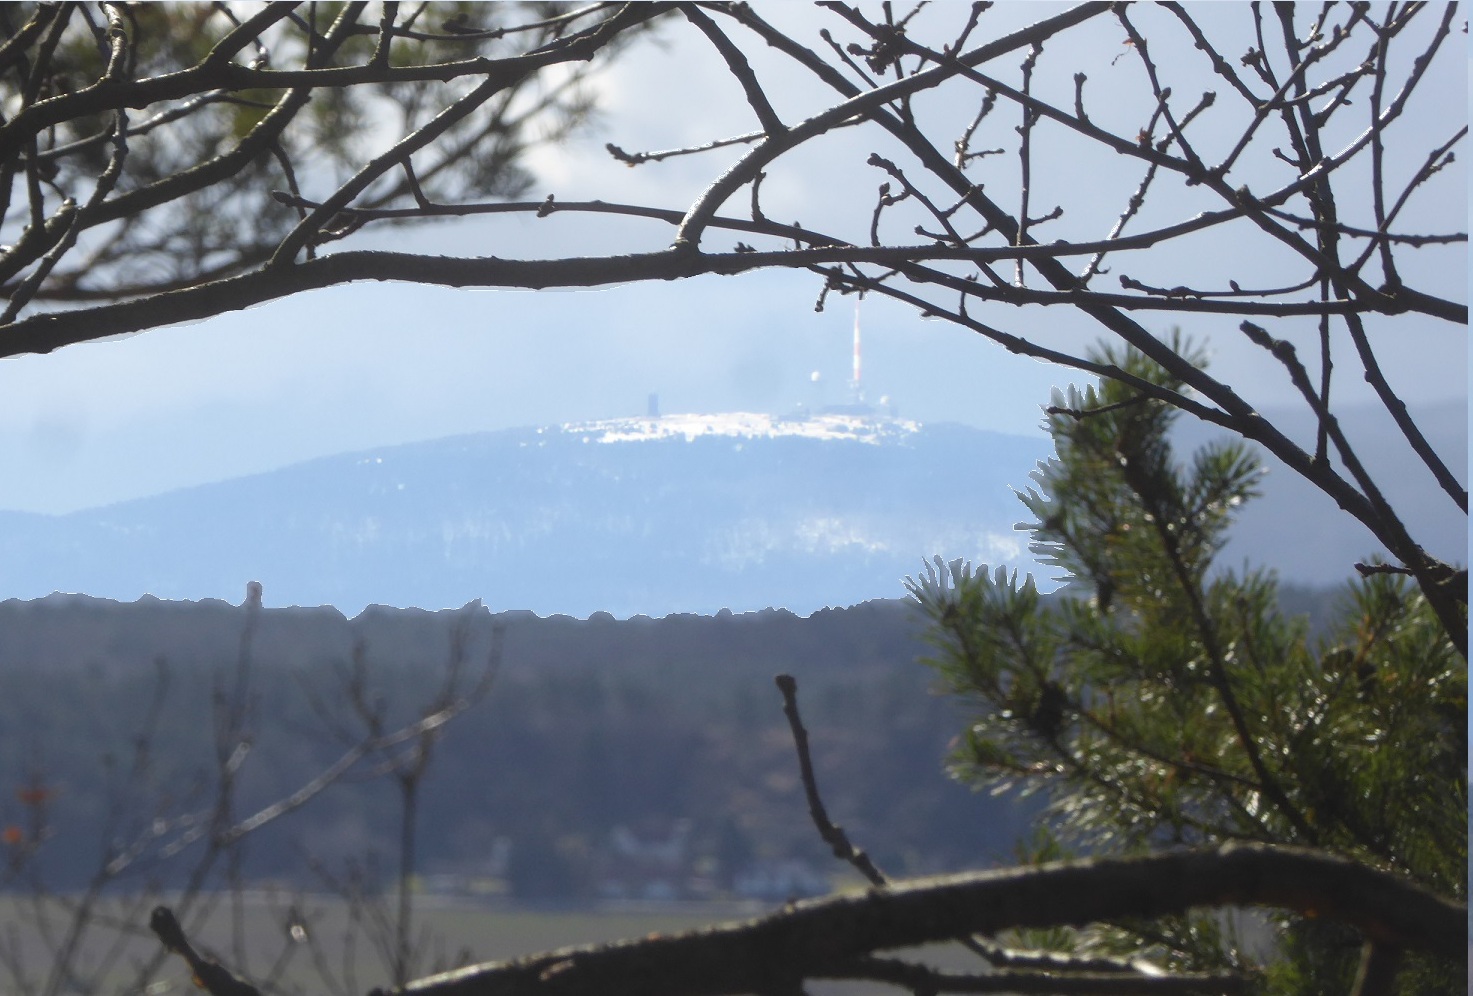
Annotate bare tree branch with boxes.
[386,844,1461,996]
[0,11,1463,985]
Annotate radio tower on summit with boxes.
[806,300,891,417]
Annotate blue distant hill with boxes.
[0,402,1461,616]
[0,413,1051,616]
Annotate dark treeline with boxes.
[0,586,1340,900]
[0,594,1036,899]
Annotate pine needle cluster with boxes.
[908,339,1466,993]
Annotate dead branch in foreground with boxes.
[151,842,1462,996]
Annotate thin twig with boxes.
[149,908,260,996]
[773,675,885,885]
[1014,42,1041,285]
[606,130,765,166]
[1045,394,1149,420]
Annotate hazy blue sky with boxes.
[0,3,1464,515]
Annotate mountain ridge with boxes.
[0,403,1461,616]
[0,413,1049,616]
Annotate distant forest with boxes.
[0,587,1341,900]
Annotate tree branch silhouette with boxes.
[368,845,1462,996]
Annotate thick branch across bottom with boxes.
[393,844,1462,996]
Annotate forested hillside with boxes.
[0,594,1046,899]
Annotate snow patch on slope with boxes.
[562,412,921,445]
